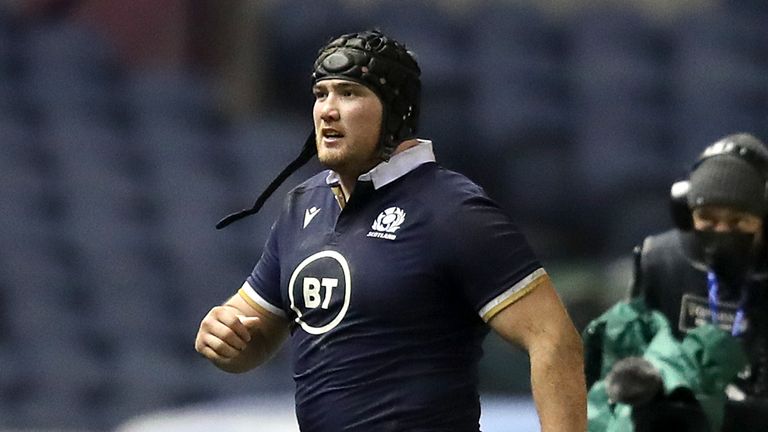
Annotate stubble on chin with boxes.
[318,149,380,180]
[317,146,344,171]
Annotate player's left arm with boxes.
[487,274,587,432]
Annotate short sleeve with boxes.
[239,220,287,319]
[443,193,545,322]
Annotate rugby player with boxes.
[195,29,586,431]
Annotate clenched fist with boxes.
[195,305,263,372]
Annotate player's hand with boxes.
[195,306,262,362]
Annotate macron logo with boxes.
[303,207,321,229]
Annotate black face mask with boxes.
[686,230,758,287]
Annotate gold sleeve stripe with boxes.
[238,281,287,318]
[479,268,547,322]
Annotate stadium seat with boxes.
[124,68,220,128]
[468,3,570,151]
[670,9,768,159]
[566,6,675,206]
[22,20,121,123]
[11,332,111,429]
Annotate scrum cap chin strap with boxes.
[215,133,316,229]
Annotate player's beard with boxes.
[316,138,380,178]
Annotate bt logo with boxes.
[302,277,338,309]
[289,251,351,335]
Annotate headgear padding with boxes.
[312,30,421,161]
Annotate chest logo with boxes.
[288,250,351,335]
[367,206,406,240]
[303,206,321,229]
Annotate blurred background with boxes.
[1,0,767,430]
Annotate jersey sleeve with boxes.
[238,219,288,319]
[443,192,545,322]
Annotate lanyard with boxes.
[707,271,748,337]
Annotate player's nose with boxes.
[318,96,340,122]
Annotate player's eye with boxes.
[333,88,354,98]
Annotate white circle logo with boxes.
[288,250,351,335]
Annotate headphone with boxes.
[669,136,768,231]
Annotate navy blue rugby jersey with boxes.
[239,140,545,431]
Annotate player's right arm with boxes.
[195,292,289,373]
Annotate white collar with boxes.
[325,139,435,189]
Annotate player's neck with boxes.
[338,178,354,202]
[337,139,419,199]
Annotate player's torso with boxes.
[273,166,485,431]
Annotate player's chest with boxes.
[277,198,446,334]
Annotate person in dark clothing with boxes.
[624,133,768,431]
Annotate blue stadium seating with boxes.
[670,8,768,159]
[22,20,121,124]
[566,6,675,199]
[469,3,570,151]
